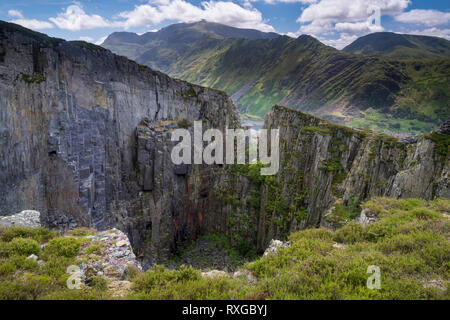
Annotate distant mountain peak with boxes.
[103,20,279,47]
[343,32,450,59]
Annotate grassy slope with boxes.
[343,32,450,60]
[1,197,449,300]
[104,30,450,133]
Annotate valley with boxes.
[103,21,450,134]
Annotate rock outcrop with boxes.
[0,22,239,265]
[253,105,449,247]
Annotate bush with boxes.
[90,276,108,291]
[177,119,192,129]
[7,238,40,256]
[41,237,82,258]
[132,265,201,294]
[334,222,366,244]
[0,226,59,243]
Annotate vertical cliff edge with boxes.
[0,22,239,265]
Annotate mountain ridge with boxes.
[343,32,450,60]
[103,21,450,133]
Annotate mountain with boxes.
[103,23,450,133]
[343,32,450,60]
[102,20,278,70]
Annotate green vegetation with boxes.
[129,197,449,300]
[349,110,437,134]
[320,158,344,172]
[0,198,448,299]
[177,118,192,129]
[343,32,450,60]
[301,126,331,136]
[424,131,450,164]
[0,21,64,47]
[0,227,111,300]
[325,197,362,227]
[70,41,107,52]
[203,232,257,263]
[103,24,449,130]
[22,74,46,84]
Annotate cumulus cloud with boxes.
[118,0,275,32]
[260,0,318,3]
[297,0,409,35]
[8,9,54,30]
[8,10,24,19]
[395,9,450,27]
[406,27,450,40]
[79,36,94,42]
[319,33,358,49]
[335,21,383,34]
[95,36,108,45]
[49,4,113,31]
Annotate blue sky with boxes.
[0,0,448,48]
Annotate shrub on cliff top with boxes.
[41,237,82,259]
[0,226,59,243]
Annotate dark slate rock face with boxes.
[438,119,450,135]
[0,22,240,263]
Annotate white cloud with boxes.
[8,10,24,19]
[49,4,113,31]
[296,0,409,35]
[261,0,318,3]
[395,9,450,27]
[406,27,450,40]
[319,33,358,49]
[95,36,108,45]
[8,10,54,30]
[335,21,383,34]
[118,0,275,32]
[79,36,94,42]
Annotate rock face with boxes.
[0,22,239,265]
[358,209,379,227]
[256,106,448,244]
[438,119,450,135]
[263,239,291,257]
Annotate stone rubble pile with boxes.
[78,228,142,296]
[437,119,450,135]
[263,239,291,257]
[0,210,41,228]
[358,209,379,227]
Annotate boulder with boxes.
[263,239,291,257]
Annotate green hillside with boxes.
[103,22,450,133]
[343,32,450,60]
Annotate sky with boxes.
[0,0,449,49]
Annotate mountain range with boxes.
[103,20,450,133]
